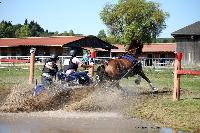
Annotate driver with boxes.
[63,49,92,83]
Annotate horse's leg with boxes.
[115,82,126,94]
[138,71,158,92]
[135,74,141,85]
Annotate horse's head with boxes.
[124,39,143,57]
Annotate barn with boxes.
[111,44,175,66]
[0,35,117,57]
[171,21,200,65]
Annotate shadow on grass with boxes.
[138,90,172,96]
[193,97,200,100]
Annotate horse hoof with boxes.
[135,79,141,85]
[152,88,158,93]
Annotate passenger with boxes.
[42,54,59,85]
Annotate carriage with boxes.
[33,39,158,97]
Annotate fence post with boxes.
[89,49,95,79]
[173,52,182,101]
[29,48,36,84]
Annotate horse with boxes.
[95,39,158,92]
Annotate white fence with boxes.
[0,56,175,68]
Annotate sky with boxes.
[0,0,200,38]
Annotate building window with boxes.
[145,54,153,66]
[160,53,166,66]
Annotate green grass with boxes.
[142,68,200,92]
[121,68,200,132]
[0,66,42,100]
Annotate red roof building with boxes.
[111,43,176,66]
[0,36,84,47]
[0,36,116,56]
[142,43,176,53]
[0,36,175,61]
[111,43,175,57]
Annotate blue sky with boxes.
[0,0,200,38]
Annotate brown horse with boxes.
[96,40,158,92]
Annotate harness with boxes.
[110,61,141,88]
[64,57,78,71]
[119,54,138,65]
[115,53,138,76]
[109,54,141,88]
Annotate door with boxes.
[160,53,165,66]
[146,54,153,66]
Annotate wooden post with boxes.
[89,60,94,79]
[173,52,182,101]
[172,128,178,133]
[29,48,36,84]
[89,49,95,80]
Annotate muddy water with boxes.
[0,111,174,133]
[0,85,188,133]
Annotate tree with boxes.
[100,0,169,45]
[68,29,74,36]
[62,31,69,36]
[0,21,15,38]
[97,29,107,42]
[29,20,44,36]
[107,34,121,44]
[24,19,28,25]
[18,24,31,38]
[53,31,59,36]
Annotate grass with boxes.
[0,66,200,132]
[121,68,200,132]
[0,66,42,102]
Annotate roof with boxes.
[0,36,84,47]
[111,44,125,52]
[111,43,176,53]
[142,43,176,52]
[0,36,117,50]
[171,21,200,36]
[63,35,118,49]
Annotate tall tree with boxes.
[24,19,28,25]
[0,21,15,38]
[29,20,44,36]
[62,31,69,36]
[97,29,107,42]
[107,34,121,44]
[18,24,31,38]
[100,0,169,45]
[13,24,22,37]
[68,29,74,36]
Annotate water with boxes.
[0,111,189,133]
[0,85,191,133]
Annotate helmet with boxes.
[70,49,77,57]
[50,54,58,60]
